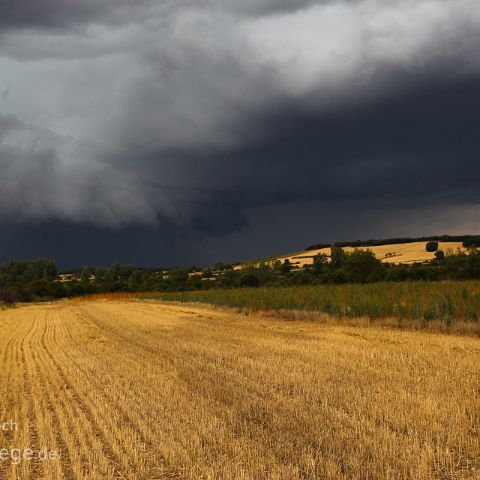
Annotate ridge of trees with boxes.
[306,235,480,251]
[1,245,480,304]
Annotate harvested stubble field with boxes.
[0,300,479,480]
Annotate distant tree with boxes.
[109,262,122,281]
[218,269,236,288]
[239,274,260,288]
[463,237,480,249]
[272,260,283,272]
[80,266,91,284]
[385,265,409,282]
[343,249,383,283]
[0,287,21,304]
[40,259,58,281]
[128,270,144,291]
[280,259,293,274]
[327,270,348,284]
[289,270,314,285]
[330,247,346,270]
[435,250,445,261]
[95,267,107,283]
[202,269,215,279]
[4,259,57,284]
[26,280,55,298]
[167,268,189,290]
[312,253,329,275]
[426,242,439,252]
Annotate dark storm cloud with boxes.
[1,0,480,265]
[0,0,148,30]
[0,0,328,31]
[0,220,189,269]
[106,72,480,224]
[0,115,163,225]
[226,75,480,207]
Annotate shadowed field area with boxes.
[0,300,478,479]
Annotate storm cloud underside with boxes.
[0,0,479,266]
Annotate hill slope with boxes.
[276,241,465,267]
[237,237,473,270]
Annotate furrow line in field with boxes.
[73,302,480,479]
[75,304,284,406]
[0,312,18,421]
[26,311,73,479]
[0,312,22,479]
[41,309,99,479]
[70,305,284,474]
[53,310,178,480]
[18,311,45,480]
[74,303,423,477]
[56,306,185,479]
[36,308,129,480]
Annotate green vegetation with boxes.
[141,281,480,328]
[0,259,63,304]
[2,244,480,322]
[463,237,480,248]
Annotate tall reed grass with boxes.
[141,281,480,334]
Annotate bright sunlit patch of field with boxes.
[268,241,466,267]
[0,300,478,479]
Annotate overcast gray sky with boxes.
[1,0,479,268]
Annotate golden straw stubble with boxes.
[0,300,478,479]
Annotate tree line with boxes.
[1,246,480,304]
[306,235,480,251]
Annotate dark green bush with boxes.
[0,287,21,304]
[463,237,480,249]
[239,274,260,288]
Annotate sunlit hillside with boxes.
[237,240,467,270]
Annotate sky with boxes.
[1,0,480,269]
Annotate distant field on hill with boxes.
[237,241,467,270]
[281,241,466,266]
